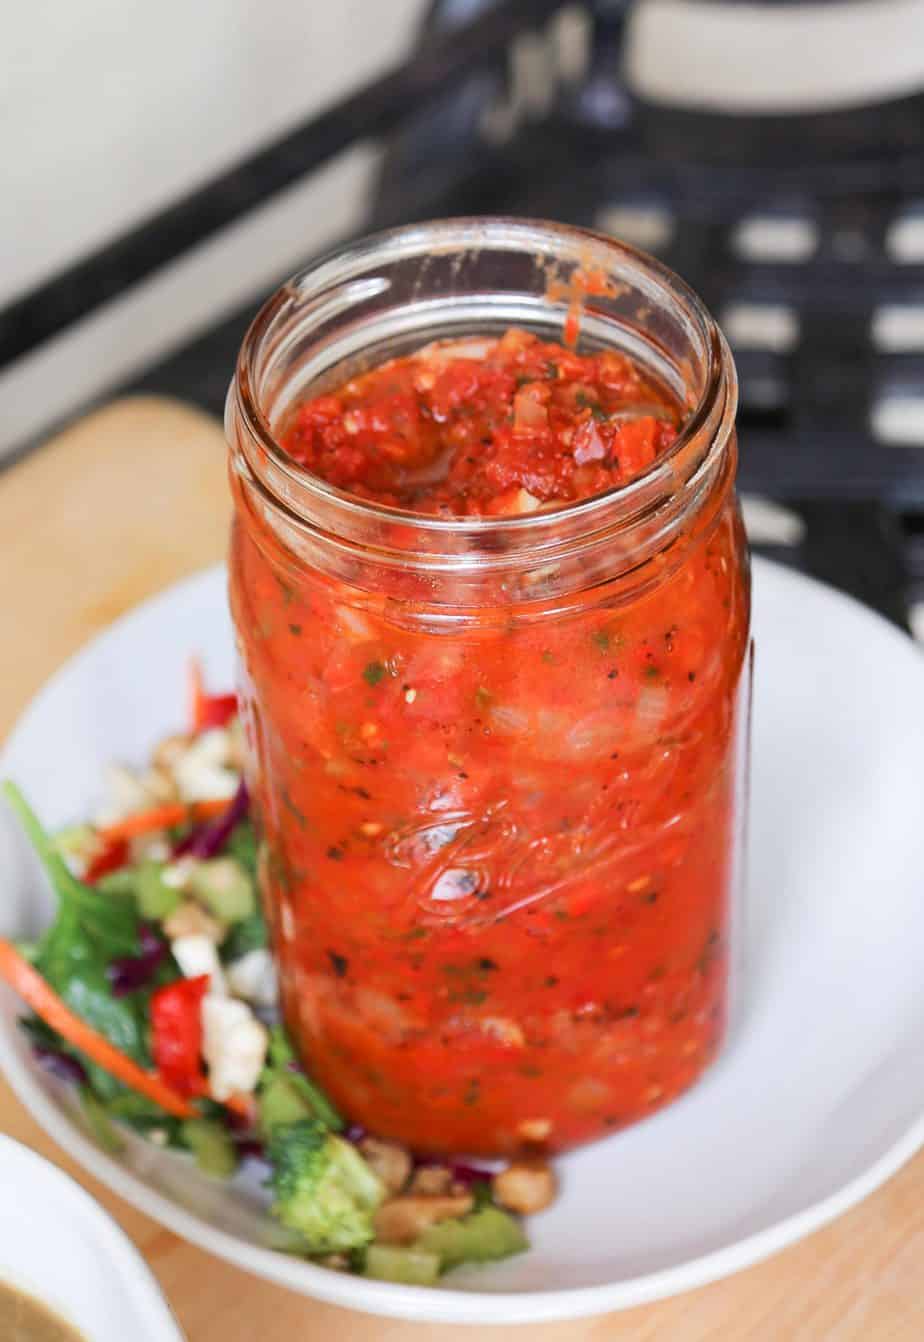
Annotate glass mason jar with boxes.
[225,219,751,1157]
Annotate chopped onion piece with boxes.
[513,388,549,432]
[572,418,607,465]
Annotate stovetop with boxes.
[4,0,924,630]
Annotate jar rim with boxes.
[230,216,736,545]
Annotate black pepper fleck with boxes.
[328,951,349,978]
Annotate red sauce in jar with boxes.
[280,329,680,515]
[230,329,750,1155]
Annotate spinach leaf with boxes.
[4,783,152,1093]
[4,783,138,961]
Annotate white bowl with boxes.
[1,557,924,1325]
[0,1133,185,1341]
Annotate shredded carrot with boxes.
[0,939,195,1120]
[96,799,229,846]
[225,1091,257,1122]
[187,656,206,735]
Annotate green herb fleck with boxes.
[281,787,307,830]
[275,577,296,605]
[362,661,386,687]
[288,623,303,636]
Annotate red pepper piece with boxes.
[187,657,238,734]
[84,838,129,883]
[150,974,210,1097]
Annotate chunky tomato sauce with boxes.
[230,330,750,1155]
[280,329,680,515]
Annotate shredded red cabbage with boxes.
[33,1045,89,1087]
[107,922,167,997]
[234,1137,267,1163]
[448,1161,497,1185]
[173,781,249,859]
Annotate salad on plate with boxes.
[0,665,555,1288]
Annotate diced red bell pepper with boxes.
[150,974,209,1097]
[84,838,129,884]
[187,657,238,734]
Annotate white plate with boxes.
[1,557,923,1326]
[0,1133,185,1341]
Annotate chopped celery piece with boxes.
[96,868,142,900]
[259,1069,342,1135]
[263,1026,343,1130]
[136,862,182,920]
[188,857,255,923]
[259,1072,315,1135]
[364,1244,441,1285]
[53,825,97,863]
[417,1205,528,1270]
[181,1118,239,1179]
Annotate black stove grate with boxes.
[3,0,923,629]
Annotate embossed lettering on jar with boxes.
[226,219,751,1156]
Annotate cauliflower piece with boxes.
[172,729,239,802]
[161,856,199,890]
[152,732,192,772]
[202,996,268,1101]
[94,763,159,828]
[138,765,177,804]
[129,833,172,865]
[226,949,278,1008]
[171,934,227,996]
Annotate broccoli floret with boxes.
[268,1119,385,1253]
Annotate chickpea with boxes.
[516,1117,552,1144]
[492,1159,557,1216]
[163,900,226,944]
[373,1193,474,1245]
[409,1165,453,1196]
[358,1137,412,1194]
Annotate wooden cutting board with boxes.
[1,397,922,1341]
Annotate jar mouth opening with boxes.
[232,217,734,541]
